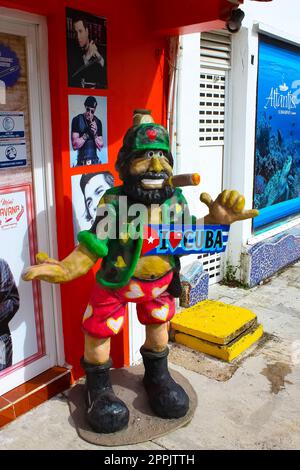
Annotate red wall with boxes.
[149,0,230,35]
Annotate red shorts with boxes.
[82,272,175,339]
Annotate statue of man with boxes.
[23,111,257,434]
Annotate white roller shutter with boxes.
[200,30,231,69]
[198,30,231,285]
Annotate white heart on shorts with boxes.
[124,282,144,299]
[152,284,168,297]
[107,316,124,334]
[151,304,169,322]
[82,304,93,323]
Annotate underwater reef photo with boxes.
[254,113,300,210]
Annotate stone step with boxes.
[174,324,263,362]
[171,299,257,345]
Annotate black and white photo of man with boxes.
[71,171,114,244]
[66,7,107,89]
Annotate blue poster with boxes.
[254,36,300,230]
[0,44,20,87]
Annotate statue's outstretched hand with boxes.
[201,190,259,225]
[22,252,71,283]
[22,244,98,284]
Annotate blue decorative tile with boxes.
[245,225,300,287]
[180,270,209,307]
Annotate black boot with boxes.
[140,346,189,419]
[81,357,129,433]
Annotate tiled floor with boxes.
[0,366,72,428]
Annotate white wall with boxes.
[242,0,300,34]
[226,0,300,271]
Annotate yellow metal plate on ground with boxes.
[175,324,263,362]
[171,300,257,345]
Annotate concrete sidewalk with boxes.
[1,262,300,450]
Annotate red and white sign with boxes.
[0,184,44,377]
[0,195,24,229]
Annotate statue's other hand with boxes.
[22,252,71,283]
[201,190,259,225]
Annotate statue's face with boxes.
[122,148,174,205]
[128,150,173,190]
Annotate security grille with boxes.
[199,71,226,145]
[198,252,222,284]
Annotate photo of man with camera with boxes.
[71,96,105,166]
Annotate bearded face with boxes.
[122,150,175,204]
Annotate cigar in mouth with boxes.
[165,173,200,188]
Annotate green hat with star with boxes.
[131,123,170,153]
